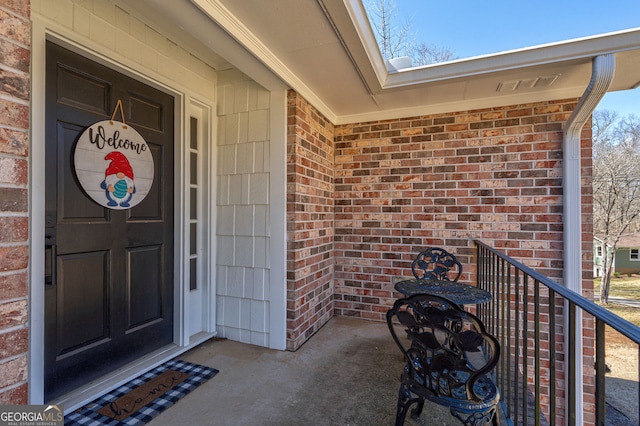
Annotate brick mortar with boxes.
[286,91,335,350]
[0,0,29,404]
[329,99,592,425]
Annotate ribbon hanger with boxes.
[110,99,127,129]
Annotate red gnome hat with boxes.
[104,151,134,179]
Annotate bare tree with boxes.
[412,42,457,65]
[593,110,640,304]
[363,0,457,66]
[365,0,412,59]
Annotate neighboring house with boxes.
[613,233,640,275]
[593,233,640,276]
[1,1,639,425]
[593,236,606,277]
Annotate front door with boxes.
[44,42,175,401]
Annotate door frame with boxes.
[29,23,216,408]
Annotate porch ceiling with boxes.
[136,0,640,124]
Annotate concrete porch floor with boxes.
[148,316,459,426]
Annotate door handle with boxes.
[45,232,56,286]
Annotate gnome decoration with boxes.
[101,151,136,207]
[74,118,154,210]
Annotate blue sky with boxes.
[388,0,640,117]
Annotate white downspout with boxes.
[563,54,615,425]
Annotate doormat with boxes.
[65,359,218,425]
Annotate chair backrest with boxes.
[411,247,462,282]
[386,294,500,403]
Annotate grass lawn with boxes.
[605,304,640,327]
[596,275,640,300]
[595,276,640,341]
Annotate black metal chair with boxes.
[411,247,462,282]
[386,294,500,425]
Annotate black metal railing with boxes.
[475,240,640,426]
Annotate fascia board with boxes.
[333,86,585,125]
[340,0,388,88]
[384,28,640,89]
[339,2,640,95]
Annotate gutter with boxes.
[563,53,615,425]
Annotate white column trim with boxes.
[268,89,288,350]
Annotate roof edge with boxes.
[385,28,640,89]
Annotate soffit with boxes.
[142,0,640,124]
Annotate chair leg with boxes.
[395,383,420,426]
[410,400,424,420]
[491,404,500,426]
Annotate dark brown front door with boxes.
[44,42,174,401]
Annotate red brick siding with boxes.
[0,0,30,404]
[285,95,595,422]
[330,100,595,425]
[333,101,578,318]
[286,91,335,350]
[580,121,596,426]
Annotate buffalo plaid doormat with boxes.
[65,360,218,425]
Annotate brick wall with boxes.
[580,122,596,426]
[0,0,30,404]
[333,101,586,319]
[330,99,595,425]
[286,91,335,350]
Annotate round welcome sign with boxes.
[74,120,154,210]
